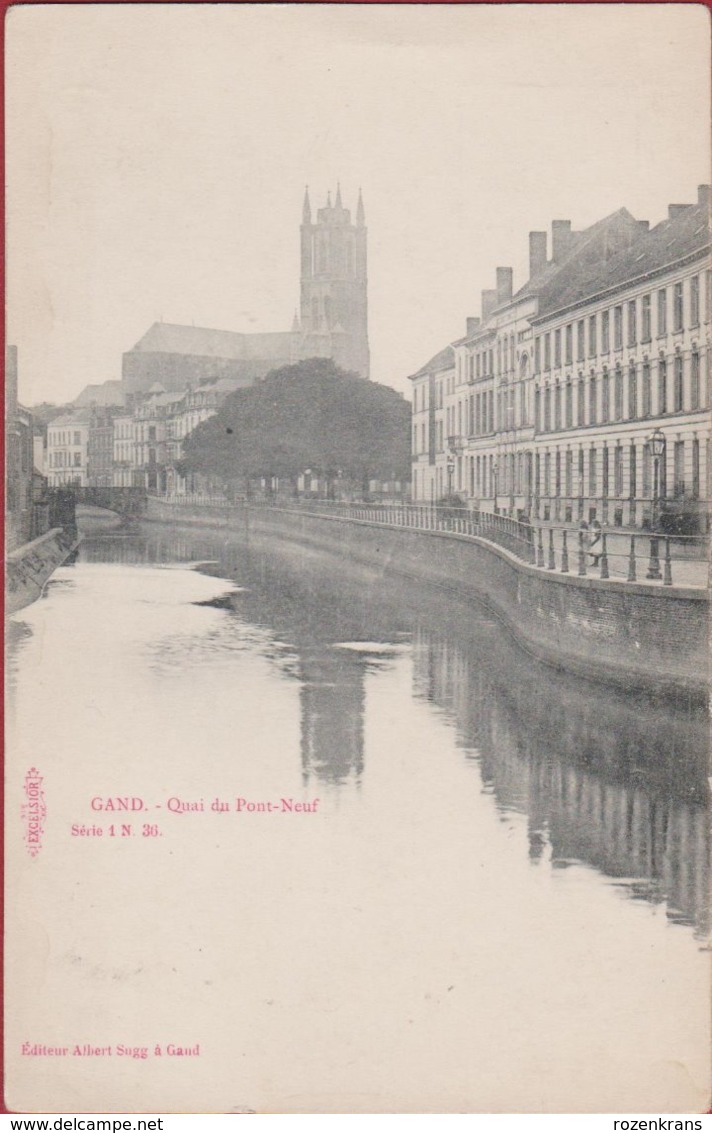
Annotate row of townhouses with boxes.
[410,185,711,532]
[43,377,242,492]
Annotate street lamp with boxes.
[649,428,666,529]
[646,428,666,580]
[446,453,455,498]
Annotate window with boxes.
[629,443,637,499]
[601,368,610,421]
[674,353,684,411]
[565,449,573,496]
[707,271,712,324]
[601,310,610,352]
[614,366,623,420]
[565,325,573,365]
[544,386,551,431]
[613,306,623,350]
[589,446,597,496]
[642,443,651,497]
[554,329,561,367]
[74,431,81,445]
[641,294,652,342]
[674,440,685,496]
[589,374,597,424]
[673,282,684,331]
[588,314,597,357]
[554,382,561,430]
[574,320,583,362]
[534,337,541,371]
[555,450,561,496]
[658,357,667,414]
[578,448,584,497]
[577,376,585,426]
[565,381,573,428]
[658,289,667,336]
[602,446,609,498]
[691,349,700,409]
[628,362,637,419]
[544,334,551,370]
[534,388,541,432]
[544,451,551,496]
[692,438,700,499]
[614,446,623,497]
[690,276,700,326]
[627,300,637,347]
[642,361,651,416]
[73,452,81,467]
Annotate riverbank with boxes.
[6,527,82,616]
[143,497,709,697]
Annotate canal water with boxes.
[5,524,710,1113]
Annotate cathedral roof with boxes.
[128,322,297,361]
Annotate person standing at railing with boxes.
[578,518,589,556]
[588,518,602,567]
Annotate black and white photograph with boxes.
[4,2,711,1117]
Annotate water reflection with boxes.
[74,528,710,935]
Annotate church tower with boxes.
[299,186,370,379]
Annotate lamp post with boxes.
[446,453,455,498]
[646,428,666,580]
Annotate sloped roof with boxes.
[540,199,709,317]
[527,199,710,322]
[513,208,642,310]
[48,410,92,428]
[128,322,296,360]
[74,380,126,407]
[408,344,455,380]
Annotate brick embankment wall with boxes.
[143,498,708,695]
[6,528,81,616]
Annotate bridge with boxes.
[48,485,148,522]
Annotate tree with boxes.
[180,358,411,495]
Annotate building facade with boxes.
[410,186,711,532]
[46,412,90,487]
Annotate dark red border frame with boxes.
[1,0,711,1116]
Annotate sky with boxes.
[6,3,711,406]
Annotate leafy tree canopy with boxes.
[180,358,411,484]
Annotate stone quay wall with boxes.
[6,528,81,616]
[145,497,709,696]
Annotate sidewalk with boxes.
[540,525,709,589]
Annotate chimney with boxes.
[466,317,481,337]
[637,220,650,233]
[698,184,711,208]
[529,231,547,279]
[496,267,513,306]
[668,203,692,219]
[551,220,572,262]
[5,345,18,420]
[481,289,498,321]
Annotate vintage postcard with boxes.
[4,2,711,1116]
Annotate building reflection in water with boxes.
[77,529,709,935]
[411,620,709,937]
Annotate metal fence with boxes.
[248,499,708,588]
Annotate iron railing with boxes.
[247,498,708,588]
